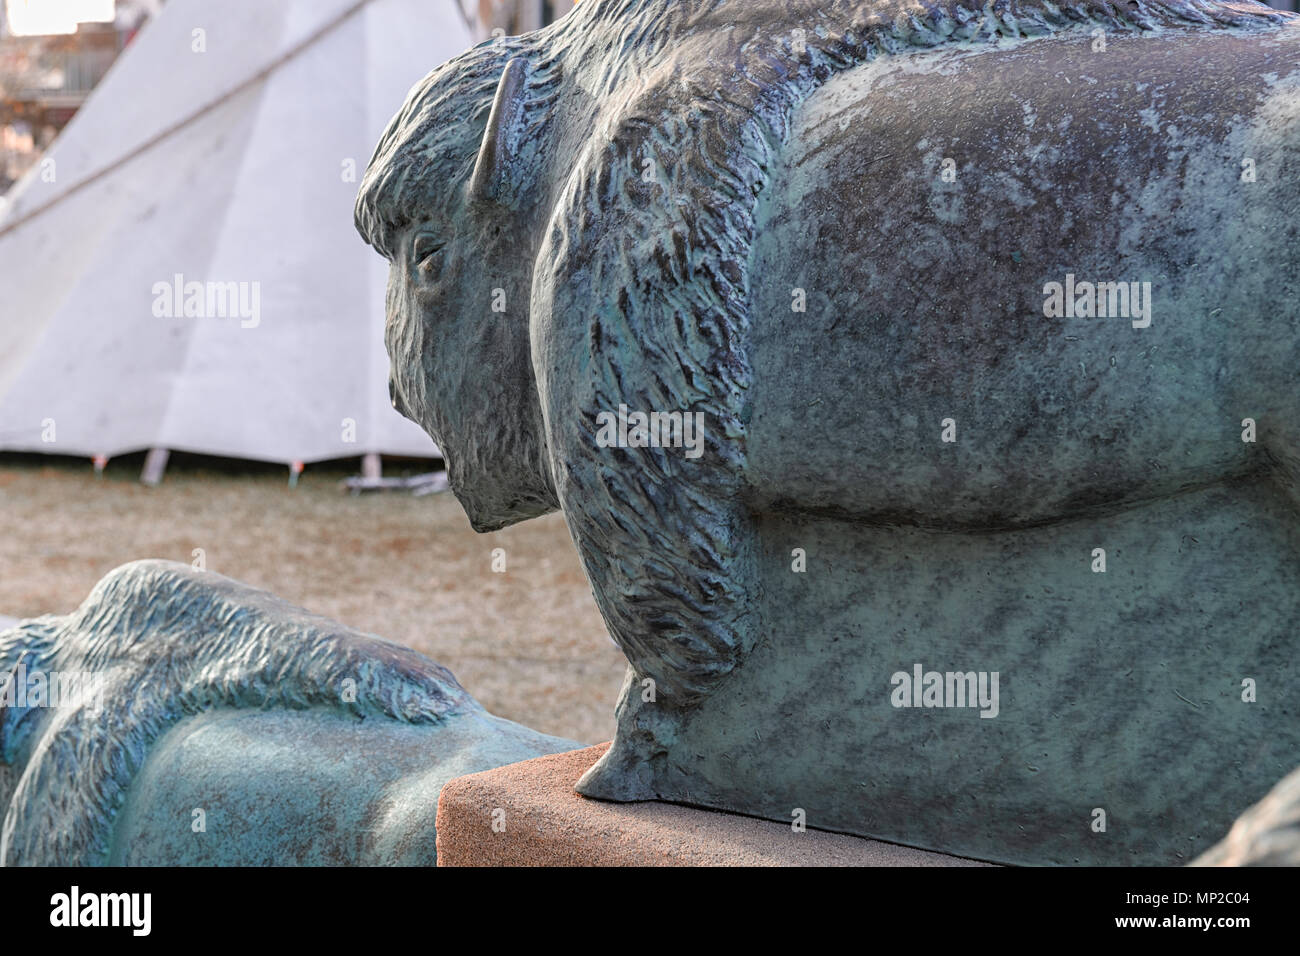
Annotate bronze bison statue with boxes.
[357,0,1300,864]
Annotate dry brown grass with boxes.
[0,455,625,744]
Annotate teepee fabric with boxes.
[0,0,471,463]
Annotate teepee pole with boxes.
[140,447,170,486]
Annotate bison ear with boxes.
[468,57,532,207]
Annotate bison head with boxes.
[355,46,558,532]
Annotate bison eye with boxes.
[412,234,446,281]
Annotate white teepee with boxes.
[0,0,473,466]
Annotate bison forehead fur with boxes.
[355,0,1295,704]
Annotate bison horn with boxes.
[469,56,531,207]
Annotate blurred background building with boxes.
[0,1,159,192]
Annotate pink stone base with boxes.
[435,742,988,866]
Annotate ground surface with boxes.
[0,455,625,744]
